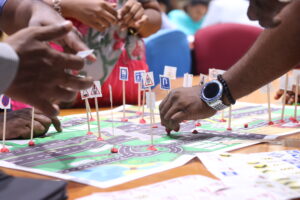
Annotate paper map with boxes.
[0,102,299,188]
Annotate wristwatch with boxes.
[200,80,228,111]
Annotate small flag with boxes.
[120,67,129,81]
[164,66,177,80]
[89,81,102,98]
[0,95,11,109]
[209,68,226,80]
[146,92,156,109]
[183,73,193,88]
[160,75,171,90]
[80,89,90,100]
[199,74,209,86]
[143,72,155,87]
[134,70,146,84]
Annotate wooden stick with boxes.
[30,107,35,141]
[109,86,114,137]
[227,105,232,130]
[138,82,141,112]
[94,97,101,139]
[86,99,93,120]
[149,88,154,146]
[281,74,289,121]
[267,84,272,123]
[141,89,146,119]
[294,76,299,120]
[2,109,7,148]
[85,99,91,133]
[122,80,126,119]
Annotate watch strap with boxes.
[217,75,236,105]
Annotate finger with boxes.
[164,105,180,122]
[61,31,97,62]
[159,94,171,124]
[133,9,144,21]
[33,120,48,137]
[160,95,174,119]
[123,4,142,25]
[274,89,284,100]
[30,99,59,117]
[52,116,62,132]
[96,15,111,28]
[102,2,118,17]
[53,86,77,102]
[119,1,132,19]
[61,74,93,90]
[134,15,148,28]
[34,113,52,129]
[50,49,84,70]
[99,9,118,24]
[35,21,73,41]
[170,111,186,126]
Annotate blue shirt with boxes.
[0,0,7,15]
[168,10,205,36]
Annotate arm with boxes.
[224,0,300,100]
[159,0,300,131]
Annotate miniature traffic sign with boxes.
[183,73,193,88]
[160,75,171,91]
[134,70,145,115]
[208,68,226,80]
[119,67,129,81]
[143,72,155,88]
[164,66,177,80]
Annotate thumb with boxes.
[34,21,73,42]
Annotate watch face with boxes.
[201,80,223,102]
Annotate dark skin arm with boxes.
[159,0,300,131]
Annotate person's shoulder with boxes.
[168,10,186,19]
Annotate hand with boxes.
[118,0,148,31]
[29,0,97,61]
[0,108,61,140]
[274,86,300,104]
[4,22,93,117]
[159,86,216,132]
[58,0,117,32]
[247,0,289,28]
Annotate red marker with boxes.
[28,140,35,147]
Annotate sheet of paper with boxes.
[76,175,292,200]
[198,151,300,199]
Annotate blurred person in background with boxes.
[168,0,210,35]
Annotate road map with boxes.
[0,102,299,188]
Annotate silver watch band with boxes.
[209,99,228,111]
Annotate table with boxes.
[1,76,299,200]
